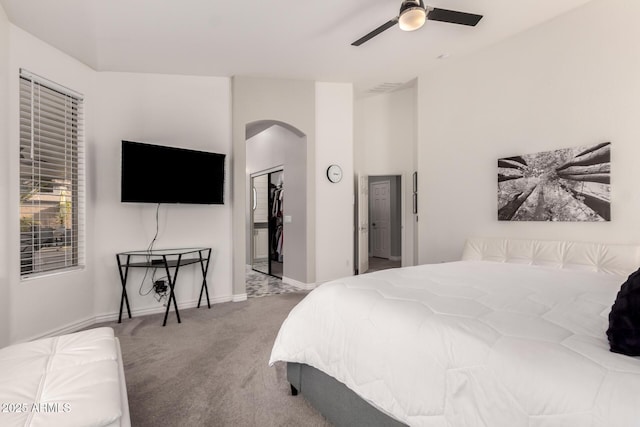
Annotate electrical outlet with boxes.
[154,280,167,293]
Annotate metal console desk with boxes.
[116,247,212,326]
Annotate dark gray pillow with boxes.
[607,268,640,356]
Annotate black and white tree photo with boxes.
[497,142,611,221]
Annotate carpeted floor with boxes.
[98,293,331,427]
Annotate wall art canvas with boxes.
[498,142,611,221]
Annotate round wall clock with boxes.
[326,164,343,183]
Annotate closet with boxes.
[251,169,283,278]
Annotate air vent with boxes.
[367,82,404,94]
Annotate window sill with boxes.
[20,265,86,282]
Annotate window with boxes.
[19,70,84,277]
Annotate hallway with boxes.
[367,256,401,273]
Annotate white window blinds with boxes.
[19,70,85,277]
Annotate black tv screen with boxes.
[121,140,225,204]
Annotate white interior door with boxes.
[357,174,369,274]
[371,180,391,259]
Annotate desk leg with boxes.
[116,254,132,323]
[197,249,211,309]
[163,255,182,326]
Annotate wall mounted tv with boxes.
[121,140,225,204]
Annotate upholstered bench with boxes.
[0,327,130,427]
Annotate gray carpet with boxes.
[98,293,331,427]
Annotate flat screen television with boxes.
[121,140,225,204]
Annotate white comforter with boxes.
[269,261,640,427]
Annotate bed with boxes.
[269,237,640,426]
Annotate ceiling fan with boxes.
[352,0,483,46]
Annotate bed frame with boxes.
[286,237,640,426]
[287,362,406,427]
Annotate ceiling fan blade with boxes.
[351,17,399,46]
[427,8,483,26]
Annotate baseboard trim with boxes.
[21,296,235,343]
[95,295,233,324]
[389,256,402,262]
[21,315,97,344]
[282,276,316,291]
[232,293,248,302]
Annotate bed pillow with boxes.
[607,267,640,356]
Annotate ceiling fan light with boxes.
[398,8,426,31]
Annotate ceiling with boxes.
[0,0,593,95]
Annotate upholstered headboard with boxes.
[462,237,640,278]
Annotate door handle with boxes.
[252,187,257,210]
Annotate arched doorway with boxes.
[244,120,308,296]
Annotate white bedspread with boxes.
[269,261,640,427]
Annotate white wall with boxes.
[0,3,10,347]
[355,87,417,173]
[315,82,354,283]
[245,124,308,283]
[417,0,640,263]
[92,72,232,318]
[7,25,97,342]
[246,126,287,174]
[354,87,417,266]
